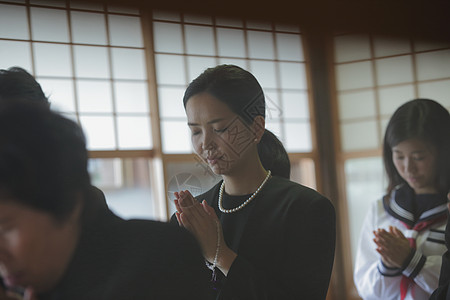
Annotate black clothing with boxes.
[431,213,450,300]
[173,176,336,300]
[39,186,210,300]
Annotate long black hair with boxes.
[383,98,450,195]
[183,64,290,179]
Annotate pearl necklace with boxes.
[218,170,272,213]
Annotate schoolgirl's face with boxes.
[392,138,438,194]
[185,92,258,176]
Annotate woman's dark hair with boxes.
[0,101,90,220]
[0,66,49,105]
[183,64,290,178]
[383,98,450,195]
[258,130,291,179]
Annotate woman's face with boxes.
[0,200,80,293]
[186,92,259,176]
[392,138,438,194]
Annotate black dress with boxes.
[173,175,336,300]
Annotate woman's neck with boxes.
[222,161,269,196]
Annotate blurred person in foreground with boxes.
[0,70,209,299]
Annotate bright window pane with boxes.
[111,48,146,80]
[89,158,155,220]
[279,62,306,90]
[338,90,376,120]
[0,4,29,39]
[380,117,391,141]
[284,121,312,152]
[34,43,72,77]
[109,15,143,47]
[161,120,192,153]
[114,82,149,113]
[71,11,107,45]
[266,123,283,148]
[0,40,32,71]
[184,25,215,55]
[217,28,246,58]
[336,61,373,91]
[341,120,379,151]
[276,33,303,61]
[290,158,316,189]
[378,85,415,115]
[375,55,413,85]
[74,45,110,78]
[158,87,188,118]
[247,30,275,59]
[77,80,113,113]
[345,157,385,264]
[105,184,154,219]
[187,56,216,82]
[265,91,282,121]
[281,91,309,120]
[117,116,152,149]
[79,115,116,150]
[250,60,277,89]
[154,54,186,85]
[373,35,411,57]
[153,22,183,53]
[89,158,123,188]
[31,7,69,42]
[39,78,75,112]
[416,49,450,81]
[334,34,371,63]
[418,80,450,107]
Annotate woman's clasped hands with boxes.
[174,190,237,276]
[174,191,224,263]
[373,226,412,269]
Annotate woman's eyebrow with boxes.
[188,118,226,126]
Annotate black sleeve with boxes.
[220,194,336,299]
[163,227,212,300]
[125,222,212,300]
[430,215,450,300]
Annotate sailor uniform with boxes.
[354,185,448,300]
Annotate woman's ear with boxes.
[252,116,265,142]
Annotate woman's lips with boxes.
[207,157,218,165]
[408,177,419,183]
[206,155,222,165]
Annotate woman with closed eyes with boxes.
[354,99,450,300]
[171,64,336,299]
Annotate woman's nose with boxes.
[202,132,216,151]
[405,158,416,173]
